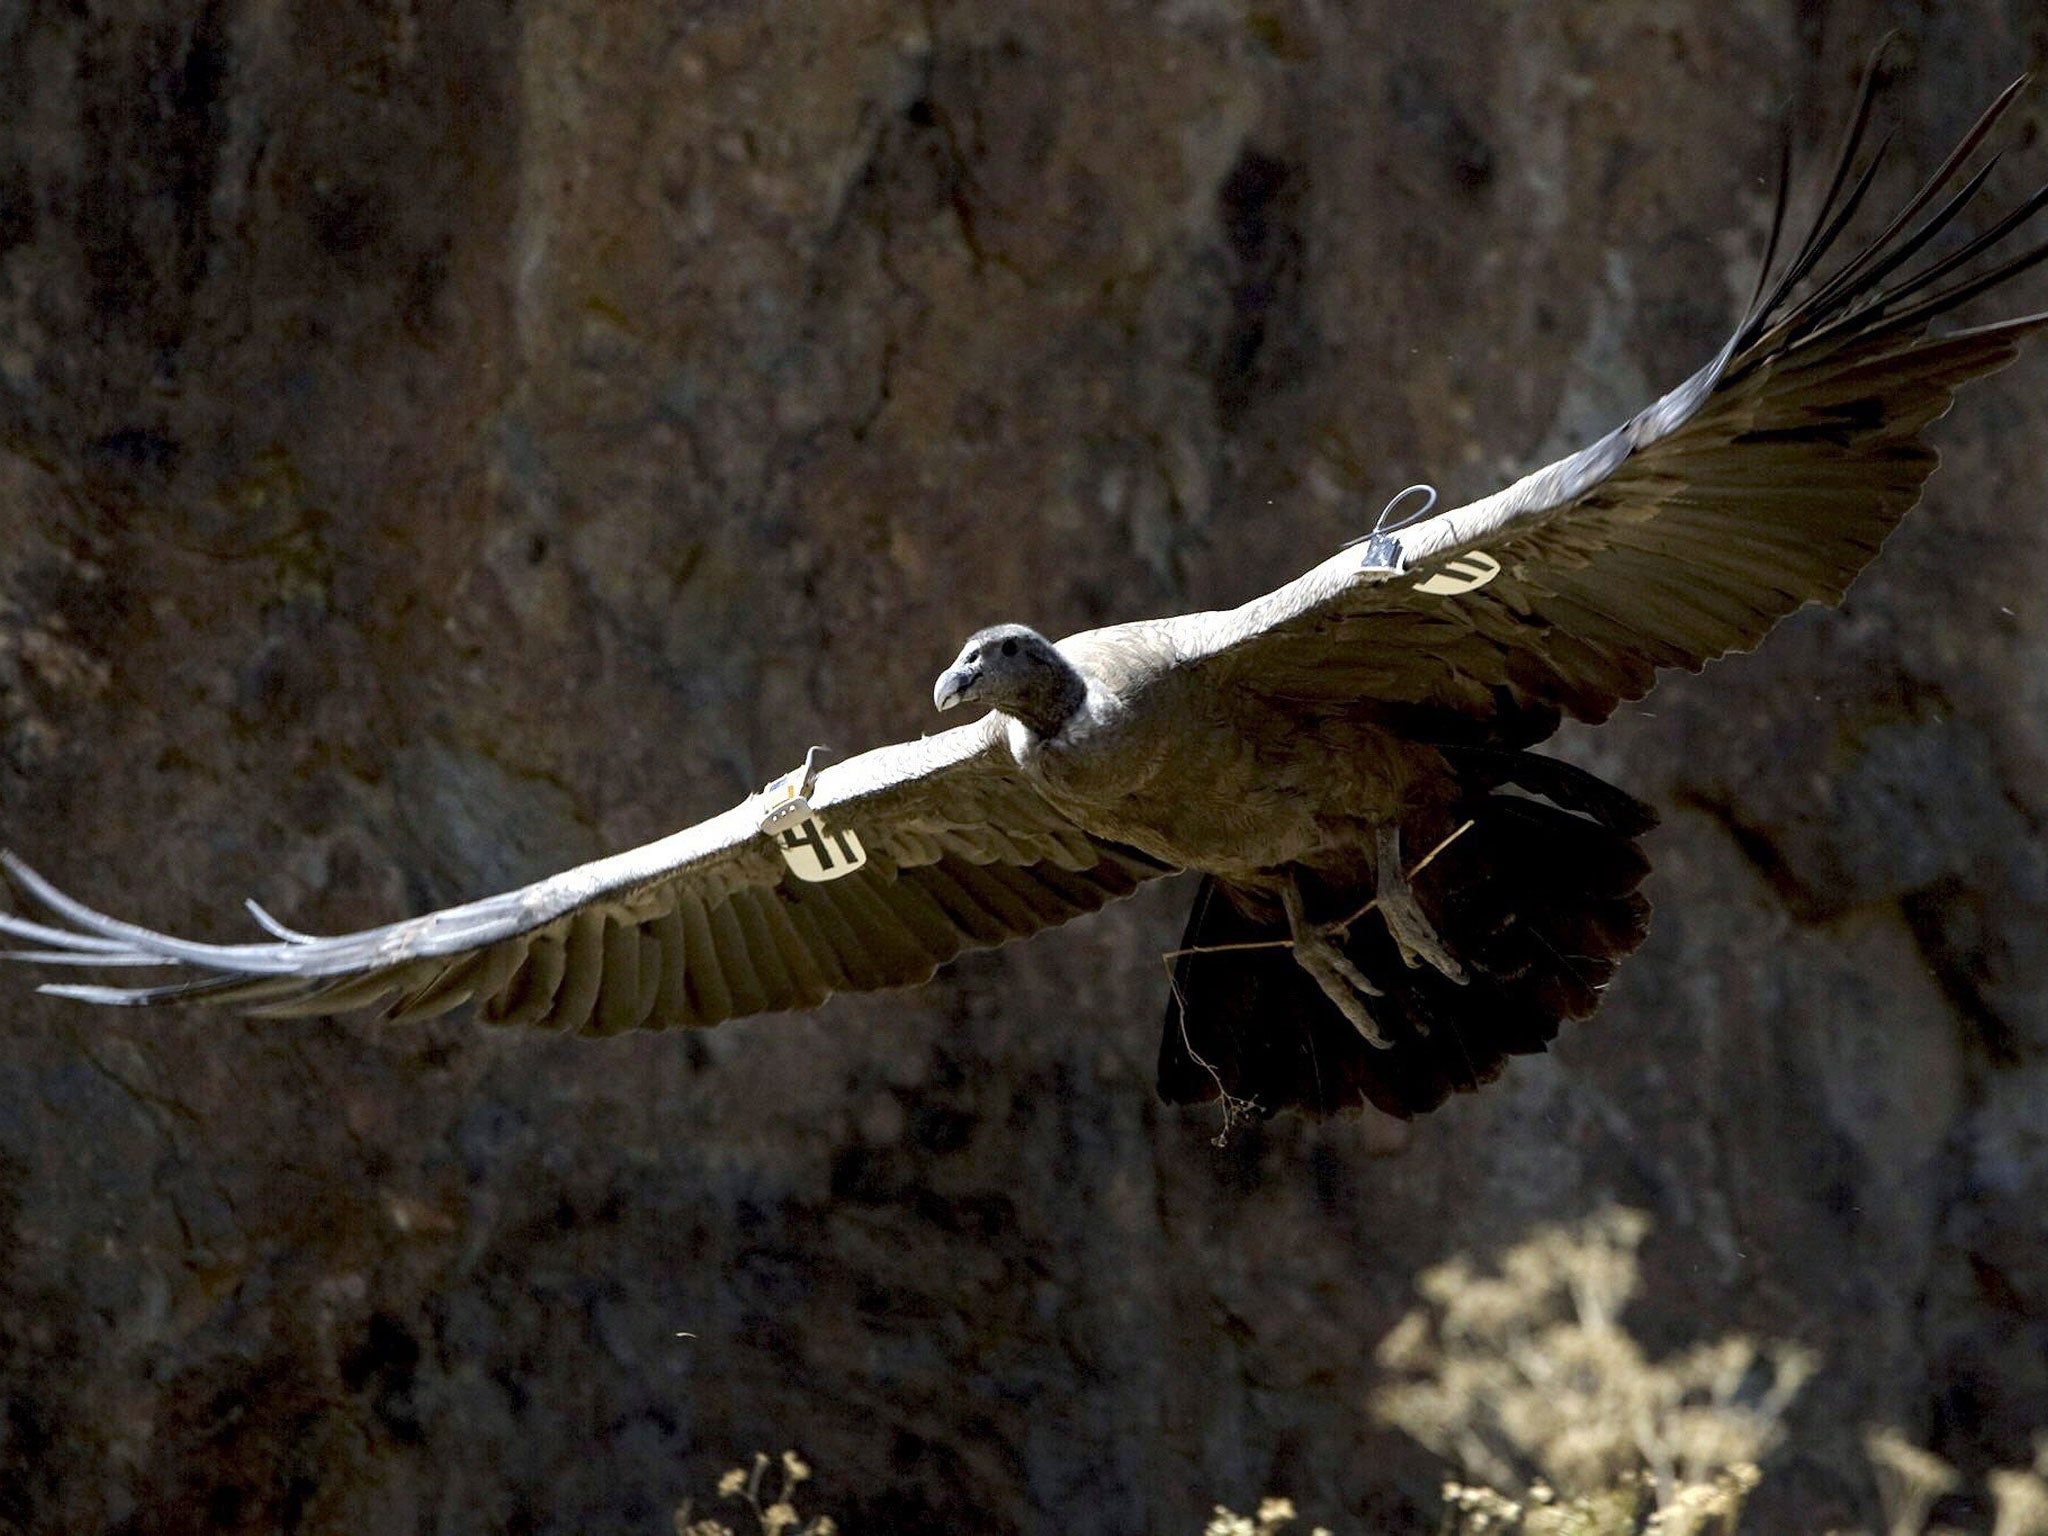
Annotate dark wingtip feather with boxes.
[1745,124,1798,317]
[1732,60,2048,384]
[1786,70,2032,331]
[1748,44,1896,327]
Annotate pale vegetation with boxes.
[1368,1206,1805,1534]
[675,1449,835,1536]
[676,1210,2048,1536]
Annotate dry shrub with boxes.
[1371,1207,1812,1532]
[1865,1427,1964,1536]
[1203,1495,1335,1536]
[1989,1451,2048,1536]
[676,1450,835,1536]
[1853,1430,2048,1536]
[673,1226,2048,1536]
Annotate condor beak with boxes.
[933,662,979,713]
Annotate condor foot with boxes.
[1376,825,1468,985]
[1282,879,1390,1048]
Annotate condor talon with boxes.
[1281,880,1391,1049]
[1375,826,1468,985]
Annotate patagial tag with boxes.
[755,748,865,877]
[757,746,828,837]
[1414,551,1501,595]
[775,817,868,882]
[1352,531,1406,575]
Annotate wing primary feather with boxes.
[753,893,832,1005]
[647,908,694,1026]
[630,926,665,1031]
[244,899,320,944]
[1788,154,2004,340]
[0,904,165,956]
[1927,304,2048,346]
[543,908,608,1033]
[1788,73,2029,326]
[0,948,177,967]
[385,949,493,1023]
[39,972,310,1008]
[252,967,412,1020]
[1750,51,1892,322]
[1796,179,2048,356]
[676,894,736,1024]
[705,898,772,1017]
[589,918,643,1036]
[482,930,568,1029]
[1743,120,1798,319]
[1,853,321,973]
[1850,226,2048,348]
[776,898,862,991]
[1793,129,1897,290]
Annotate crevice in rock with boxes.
[1212,145,1306,427]
[78,1,235,361]
[1672,785,1831,923]
[1900,882,2023,1066]
[1388,59,1497,195]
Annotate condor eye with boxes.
[1002,638,1018,657]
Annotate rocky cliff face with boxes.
[3,2,2046,1531]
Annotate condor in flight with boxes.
[6,65,2046,1122]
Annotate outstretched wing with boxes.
[0,715,1167,1032]
[1168,68,2048,733]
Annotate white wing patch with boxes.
[1414,551,1502,596]
[775,817,868,882]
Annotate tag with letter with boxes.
[754,748,867,880]
[1414,551,1501,595]
[775,816,868,882]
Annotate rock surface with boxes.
[2,2,2046,1531]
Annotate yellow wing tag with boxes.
[1414,551,1501,596]
[774,817,868,882]
[756,748,866,881]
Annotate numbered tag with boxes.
[776,816,868,882]
[1414,551,1501,596]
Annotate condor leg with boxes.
[1281,877,1390,1049]
[1375,824,1467,984]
